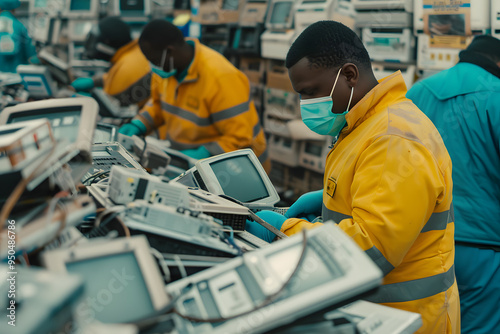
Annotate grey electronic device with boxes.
[268,300,422,333]
[299,138,330,173]
[42,235,170,324]
[165,223,383,334]
[351,0,413,11]
[0,265,84,334]
[0,120,55,202]
[234,230,270,250]
[84,142,145,181]
[30,16,53,44]
[161,253,231,282]
[0,97,98,182]
[123,201,239,257]
[172,149,280,210]
[93,122,117,143]
[91,88,137,118]
[265,0,297,30]
[188,188,250,232]
[0,195,96,256]
[38,49,74,85]
[108,165,190,206]
[16,65,57,98]
[327,300,422,334]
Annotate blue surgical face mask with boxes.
[150,49,177,79]
[300,68,354,137]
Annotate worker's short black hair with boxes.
[139,19,185,50]
[462,35,500,63]
[286,21,372,70]
[99,16,131,49]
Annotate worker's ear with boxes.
[341,63,359,88]
[497,61,500,68]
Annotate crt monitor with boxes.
[196,148,280,208]
[67,20,95,43]
[93,123,117,143]
[266,0,295,29]
[63,0,99,18]
[0,97,98,164]
[16,65,57,99]
[42,235,170,324]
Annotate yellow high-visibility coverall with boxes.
[283,72,460,334]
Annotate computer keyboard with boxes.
[235,231,270,249]
[272,207,290,216]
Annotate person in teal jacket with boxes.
[407,35,500,334]
[0,0,36,73]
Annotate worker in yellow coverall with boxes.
[246,21,460,334]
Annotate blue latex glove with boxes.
[180,146,211,160]
[118,119,147,136]
[28,55,41,65]
[71,77,95,92]
[285,189,323,219]
[246,210,287,243]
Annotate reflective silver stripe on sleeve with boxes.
[204,142,225,155]
[140,111,156,127]
[365,246,395,276]
[166,134,202,150]
[322,204,352,223]
[253,122,262,137]
[365,265,456,304]
[160,101,212,126]
[421,205,454,233]
[211,100,250,123]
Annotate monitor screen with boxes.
[93,127,113,143]
[120,0,145,11]
[209,156,269,203]
[222,0,239,10]
[34,0,47,8]
[66,251,155,323]
[72,21,93,37]
[70,0,92,10]
[270,2,292,25]
[8,107,82,144]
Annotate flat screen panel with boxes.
[70,0,92,10]
[8,107,82,144]
[270,2,293,24]
[66,252,155,323]
[210,156,269,203]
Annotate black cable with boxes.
[171,228,308,323]
[82,171,110,186]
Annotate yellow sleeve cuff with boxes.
[281,218,323,236]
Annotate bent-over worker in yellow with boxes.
[118,19,268,168]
